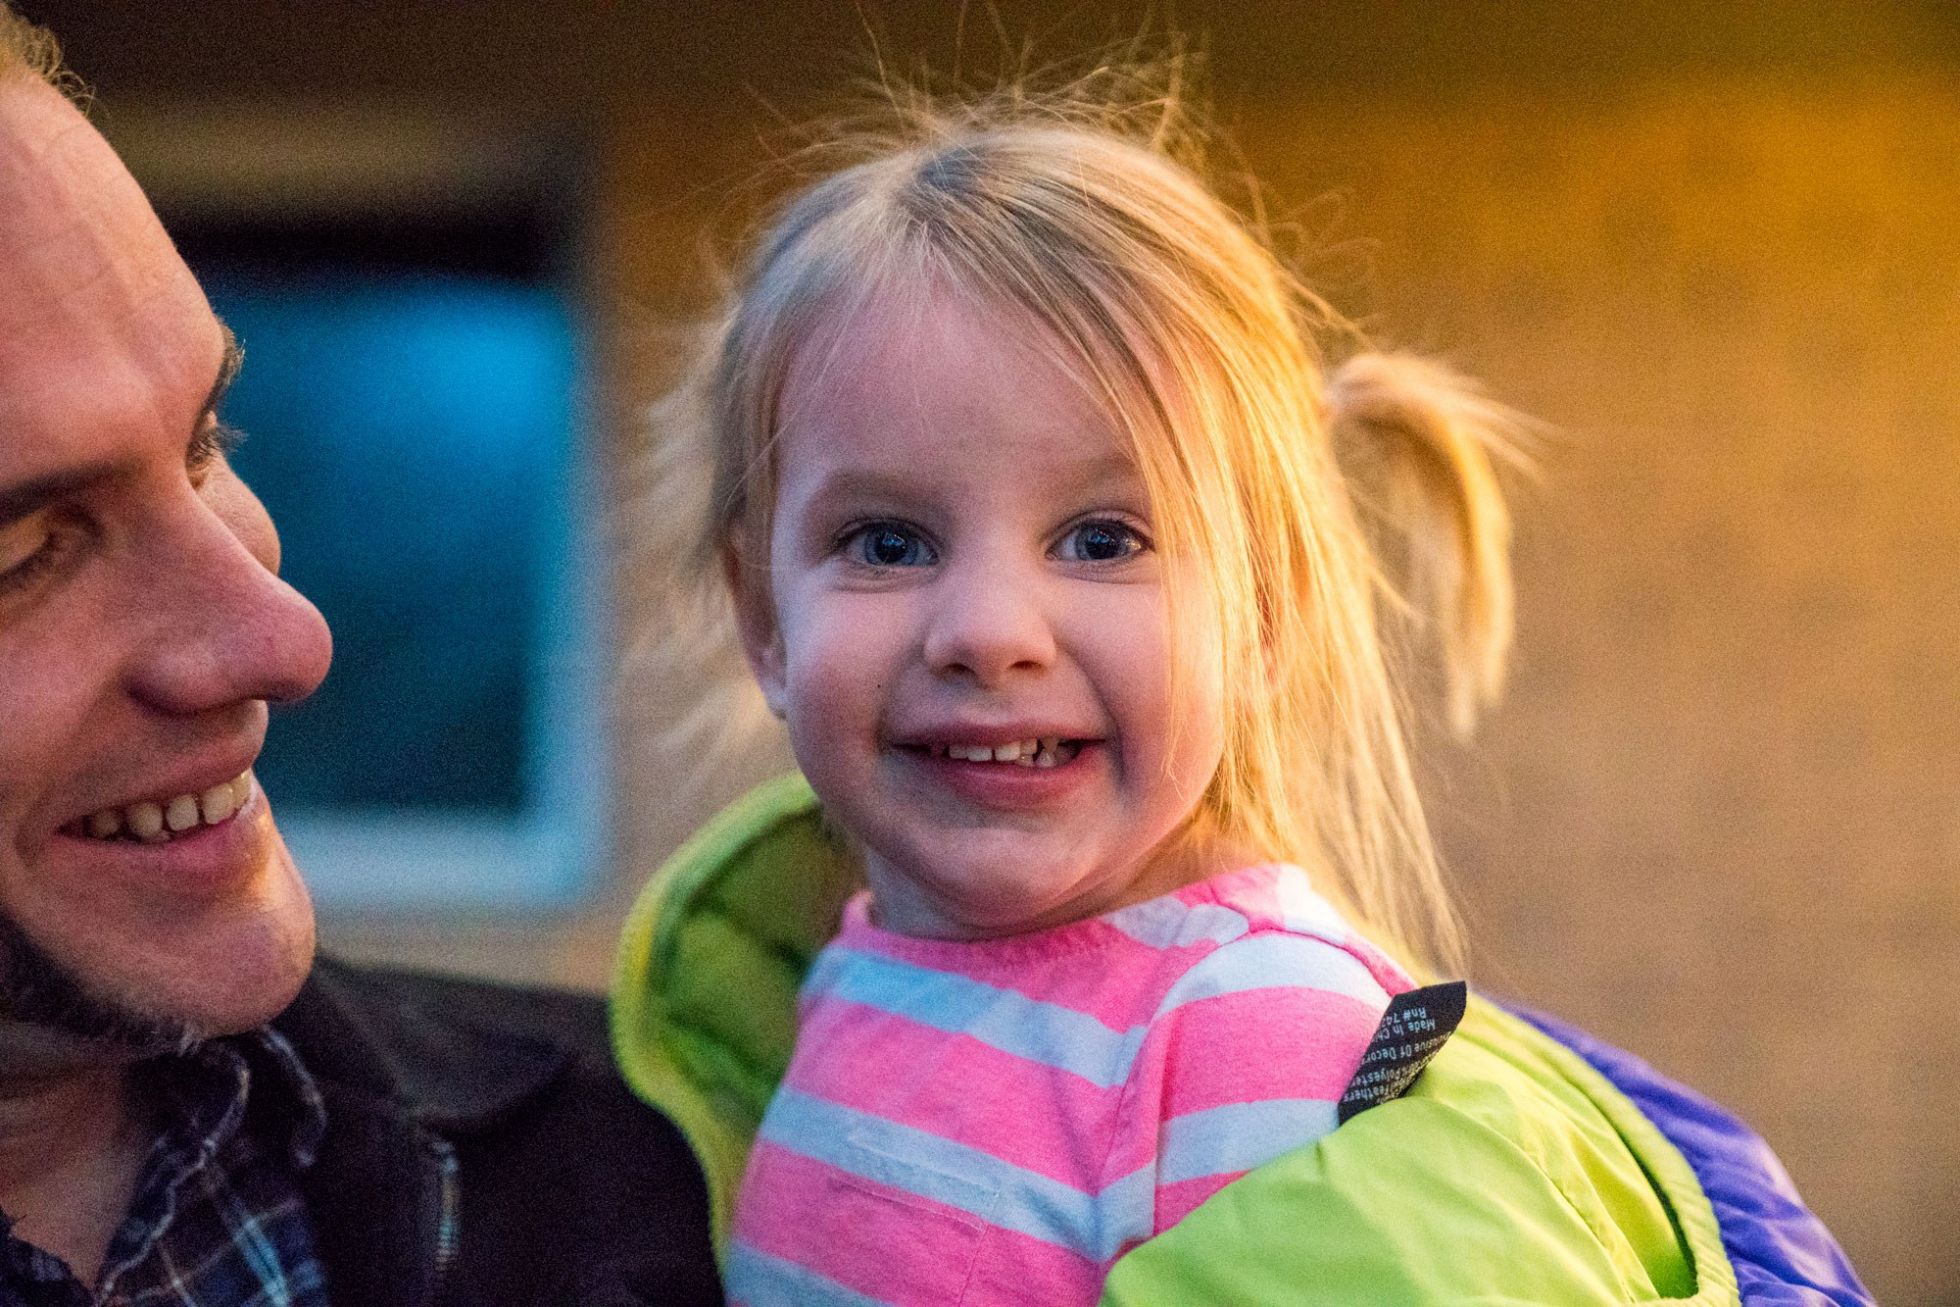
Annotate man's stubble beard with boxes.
[0,911,203,1057]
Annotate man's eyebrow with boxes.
[202,321,243,419]
[0,325,245,530]
[0,462,117,530]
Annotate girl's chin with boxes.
[868,868,1141,940]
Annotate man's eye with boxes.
[0,517,66,596]
[188,420,248,475]
[847,522,935,568]
[1058,519,1146,563]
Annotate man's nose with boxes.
[920,558,1057,686]
[125,482,333,716]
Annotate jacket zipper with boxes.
[426,1136,461,1306]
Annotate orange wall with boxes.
[1237,74,1959,1300]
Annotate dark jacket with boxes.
[273,958,721,1307]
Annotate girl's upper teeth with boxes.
[80,772,252,842]
[942,739,1062,763]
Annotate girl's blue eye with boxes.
[1060,519,1145,563]
[850,523,935,567]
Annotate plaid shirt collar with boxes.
[0,1027,329,1307]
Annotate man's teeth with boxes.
[80,773,252,844]
[935,739,1079,768]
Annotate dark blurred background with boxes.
[20,1,1956,1299]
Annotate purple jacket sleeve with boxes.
[1513,1007,1872,1307]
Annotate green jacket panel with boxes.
[1101,999,1734,1304]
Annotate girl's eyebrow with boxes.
[1070,451,1149,494]
[807,451,1142,499]
[803,467,922,505]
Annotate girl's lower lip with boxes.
[897,742,1100,808]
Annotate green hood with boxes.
[612,775,1738,1304]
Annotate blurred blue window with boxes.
[175,217,607,913]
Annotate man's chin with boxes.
[0,852,316,1055]
[0,910,210,1055]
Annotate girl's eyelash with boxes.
[837,519,936,567]
[1057,516,1152,561]
[830,516,1151,565]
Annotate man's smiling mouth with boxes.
[64,772,253,844]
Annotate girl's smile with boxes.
[734,285,1229,939]
[889,731,1102,808]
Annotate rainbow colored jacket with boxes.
[612,776,1870,1304]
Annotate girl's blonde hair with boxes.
[649,66,1525,977]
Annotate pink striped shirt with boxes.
[727,863,1412,1306]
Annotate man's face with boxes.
[0,75,332,1047]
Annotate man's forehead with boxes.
[0,77,177,329]
[0,74,223,457]
[0,75,112,245]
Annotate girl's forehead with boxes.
[780,281,1128,441]
[768,289,1154,497]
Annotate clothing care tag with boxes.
[1336,981,1468,1124]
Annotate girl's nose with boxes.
[921,560,1057,686]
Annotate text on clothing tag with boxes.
[1336,980,1468,1124]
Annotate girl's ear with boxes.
[724,544,788,719]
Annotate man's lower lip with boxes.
[47,789,271,895]
[66,810,242,846]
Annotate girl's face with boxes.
[737,288,1229,939]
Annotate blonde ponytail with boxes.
[1328,352,1530,739]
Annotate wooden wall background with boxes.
[24,1,1955,1298]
